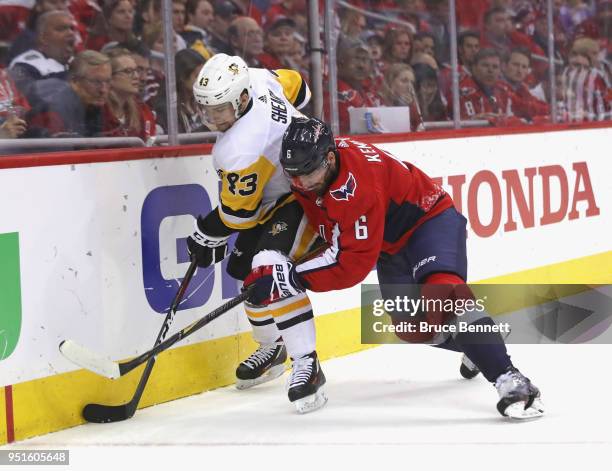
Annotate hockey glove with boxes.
[186,216,230,268]
[243,250,305,306]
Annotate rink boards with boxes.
[0,124,611,444]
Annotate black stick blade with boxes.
[82,402,137,423]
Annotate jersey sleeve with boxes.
[217,155,277,230]
[271,69,311,110]
[295,196,384,292]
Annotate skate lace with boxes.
[288,356,314,388]
[243,344,278,369]
[495,369,528,396]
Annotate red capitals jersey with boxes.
[336,79,384,134]
[294,139,454,292]
[497,79,550,122]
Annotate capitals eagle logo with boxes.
[330,172,357,201]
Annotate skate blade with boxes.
[504,398,545,419]
[235,364,285,390]
[294,388,328,414]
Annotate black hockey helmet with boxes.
[280,116,336,176]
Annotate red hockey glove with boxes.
[243,251,304,306]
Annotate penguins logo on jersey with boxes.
[330,172,357,201]
[269,221,288,236]
[229,63,240,75]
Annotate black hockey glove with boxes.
[186,216,230,268]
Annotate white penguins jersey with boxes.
[211,68,310,230]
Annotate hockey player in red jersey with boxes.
[243,116,545,419]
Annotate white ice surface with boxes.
[3,344,611,470]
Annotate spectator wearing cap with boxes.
[207,0,242,54]
[452,48,522,127]
[498,47,549,122]
[333,36,384,134]
[439,30,480,96]
[181,0,215,57]
[0,67,30,138]
[412,62,447,122]
[258,16,297,70]
[381,27,413,72]
[9,10,76,103]
[28,49,110,137]
[228,16,264,67]
[86,0,135,51]
[380,62,424,131]
[102,48,156,141]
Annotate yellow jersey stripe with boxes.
[269,296,312,318]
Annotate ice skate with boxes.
[459,354,480,379]
[495,367,544,419]
[287,351,327,414]
[236,341,287,390]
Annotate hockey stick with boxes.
[73,257,198,423]
[60,285,253,380]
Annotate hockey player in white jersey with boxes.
[186,53,327,413]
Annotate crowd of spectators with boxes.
[0,0,610,143]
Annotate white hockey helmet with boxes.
[193,53,251,119]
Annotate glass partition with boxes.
[0,0,610,154]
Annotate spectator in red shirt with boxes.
[439,30,480,96]
[454,47,522,126]
[103,48,156,141]
[334,36,384,134]
[499,47,550,122]
[380,62,424,131]
[86,0,136,51]
[257,16,297,70]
